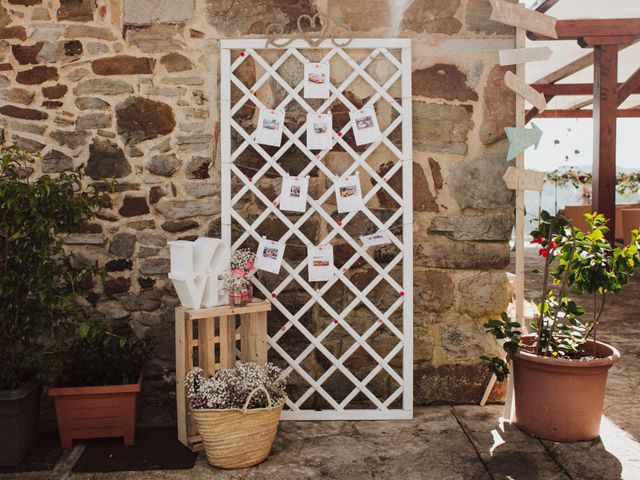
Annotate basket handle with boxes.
[242,385,273,412]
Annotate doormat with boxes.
[72,428,197,473]
[0,432,63,473]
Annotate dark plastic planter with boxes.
[48,375,142,449]
[0,382,41,466]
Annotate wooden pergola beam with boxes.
[529,19,640,40]
[593,44,618,244]
[533,51,593,84]
[532,82,640,96]
[527,108,640,118]
[534,0,561,14]
[618,66,640,105]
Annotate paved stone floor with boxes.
[3,246,640,480]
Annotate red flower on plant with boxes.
[539,248,550,258]
[550,241,557,249]
[530,237,544,245]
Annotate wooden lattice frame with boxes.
[220,38,413,420]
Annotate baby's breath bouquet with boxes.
[186,362,287,410]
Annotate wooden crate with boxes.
[174,300,271,451]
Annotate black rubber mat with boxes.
[72,427,197,473]
[0,432,63,473]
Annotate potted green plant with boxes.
[0,145,110,465]
[186,362,287,469]
[482,211,640,442]
[49,321,149,448]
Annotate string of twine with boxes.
[232,223,408,249]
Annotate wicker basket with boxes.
[191,385,284,469]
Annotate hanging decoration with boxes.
[349,107,382,146]
[256,109,285,147]
[306,113,333,150]
[307,245,334,282]
[335,174,363,213]
[361,231,392,247]
[304,62,330,98]
[505,123,543,160]
[255,238,286,274]
[279,175,309,213]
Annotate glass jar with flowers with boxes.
[224,249,256,306]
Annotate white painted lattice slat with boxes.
[220,38,413,420]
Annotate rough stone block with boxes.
[86,137,131,179]
[429,213,514,241]
[92,55,155,76]
[147,154,181,177]
[42,150,73,173]
[75,97,109,110]
[449,153,513,210]
[116,97,175,144]
[76,112,111,130]
[480,65,516,145]
[415,237,510,270]
[140,257,170,275]
[75,78,133,95]
[0,105,48,120]
[119,195,150,217]
[50,130,90,149]
[0,88,35,105]
[401,0,462,34]
[205,0,317,35]
[155,198,217,219]
[57,0,96,22]
[458,271,509,317]
[123,0,194,25]
[12,42,43,64]
[109,232,137,258]
[16,66,59,85]
[414,270,454,312]
[127,24,185,53]
[408,102,473,155]
[42,84,68,99]
[465,0,516,36]
[413,64,478,102]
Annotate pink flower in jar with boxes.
[231,268,247,278]
[245,260,255,271]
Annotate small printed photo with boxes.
[262,118,280,130]
[307,72,326,85]
[339,185,357,198]
[263,247,279,259]
[355,116,374,130]
[312,258,330,267]
[290,185,301,198]
[313,122,328,134]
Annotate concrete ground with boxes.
[3,245,639,480]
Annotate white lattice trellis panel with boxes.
[220,38,413,420]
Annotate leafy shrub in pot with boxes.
[49,321,149,448]
[0,145,111,464]
[482,211,640,441]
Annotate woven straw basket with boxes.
[191,385,284,469]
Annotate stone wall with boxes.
[0,0,514,424]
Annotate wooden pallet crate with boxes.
[174,299,271,451]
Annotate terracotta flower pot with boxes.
[511,337,620,442]
[48,375,142,448]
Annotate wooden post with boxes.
[593,44,618,244]
[174,308,188,447]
